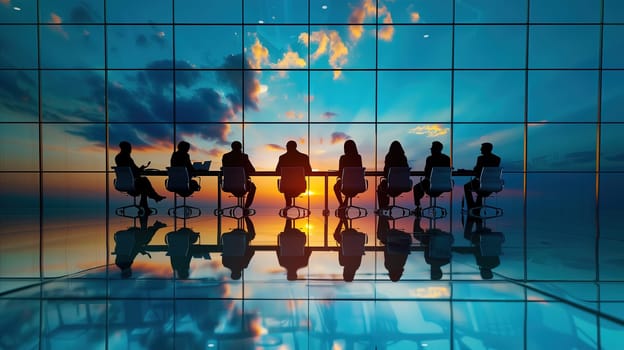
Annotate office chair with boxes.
[420,167,454,220]
[277,167,310,219]
[336,166,368,219]
[380,167,413,220]
[165,167,201,221]
[112,166,156,218]
[214,167,255,218]
[463,167,504,219]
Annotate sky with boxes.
[0,0,623,182]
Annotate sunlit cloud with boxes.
[331,132,350,144]
[408,125,449,137]
[410,12,421,23]
[250,37,269,69]
[466,128,520,149]
[285,110,304,119]
[300,30,348,80]
[265,144,285,152]
[379,13,394,41]
[1,0,11,6]
[49,12,69,39]
[271,50,307,74]
[348,0,394,42]
[321,112,337,119]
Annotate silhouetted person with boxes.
[276,140,313,207]
[334,139,363,208]
[171,140,200,192]
[333,217,366,282]
[413,141,451,210]
[464,216,503,280]
[165,227,200,279]
[377,215,411,282]
[464,142,501,209]
[377,140,409,208]
[277,219,311,281]
[222,141,257,209]
[113,218,166,278]
[114,141,166,210]
[221,216,256,280]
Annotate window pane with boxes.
[386,0,453,24]
[108,70,173,122]
[527,124,596,171]
[528,70,598,122]
[378,71,451,123]
[529,0,601,23]
[454,70,525,122]
[106,0,171,23]
[455,25,526,69]
[600,124,624,171]
[0,70,38,122]
[107,25,172,68]
[602,70,624,122]
[244,0,308,24]
[605,0,624,23]
[40,24,104,68]
[1,0,37,23]
[529,25,600,68]
[378,25,452,68]
[455,0,527,23]
[310,71,375,122]
[244,70,308,122]
[42,124,106,171]
[602,25,624,69]
[244,25,308,70]
[0,124,39,171]
[308,25,375,69]
[41,70,105,122]
[175,0,241,23]
[0,25,38,68]
[453,124,524,173]
[39,0,103,24]
[175,25,242,69]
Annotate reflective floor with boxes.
[1,175,624,349]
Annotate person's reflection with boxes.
[113,216,166,278]
[165,227,200,279]
[377,216,411,282]
[277,219,311,281]
[464,216,505,279]
[417,217,454,280]
[221,216,256,280]
[333,216,366,282]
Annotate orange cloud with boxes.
[408,125,449,137]
[300,30,348,80]
[379,13,394,41]
[271,50,307,71]
[250,37,269,69]
[411,12,421,23]
[348,0,393,42]
[285,110,304,119]
[49,13,69,39]
[265,144,284,152]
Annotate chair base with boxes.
[379,205,413,220]
[279,205,310,219]
[462,196,503,219]
[335,205,368,220]
[168,205,201,219]
[214,205,256,219]
[420,197,448,220]
[115,204,157,218]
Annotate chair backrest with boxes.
[221,167,247,197]
[428,230,454,259]
[165,229,198,256]
[113,166,136,192]
[478,167,504,193]
[166,167,190,193]
[387,167,413,196]
[278,167,306,196]
[341,167,367,197]
[278,230,306,256]
[428,167,453,194]
[221,229,248,257]
[113,230,136,255]
[341,229,367,256]
[479,232,505,257]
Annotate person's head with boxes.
[286,140,297,152]
[430,141,443,154]
[344,139,358,156]
[119,141,132,153]
[480,142,493,155]
[231,141,242,152]
[388,140,404,155]
[177,141,190,153]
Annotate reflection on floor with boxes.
[1,203,623,349]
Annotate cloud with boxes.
[410,12,421,23]
[265,144,284,152]
[271,50,306,71]
[300,30,348,80]
[321,112,337,119]
[69,3,97,22]
[330,132,350,144]
[408,125,450,137]
[605,152,624,162]
[49,13,69,39]
[285,110,304,119]
[0,71,38,118]
[250,37,270,69]
[348,0,393,42]
[378,13,394,41]
[217,54,262,111]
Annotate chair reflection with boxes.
[333,215,367,282]
[377,215,412,282]
[165,227,201,279]
[112,216,166,278]
[463,216,505,279]
[220,216,256,280]
[277,219,311,281]
[415,217,454,280]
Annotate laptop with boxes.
[192,160,211,171]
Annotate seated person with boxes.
[170,141,201,194]
[114,141,166,210]
[464,142,501,209]
[413,141,451,210]
[377,140,409,208]
[222,141,256,209]
[275,140,312,207]
[334,140,363,208]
